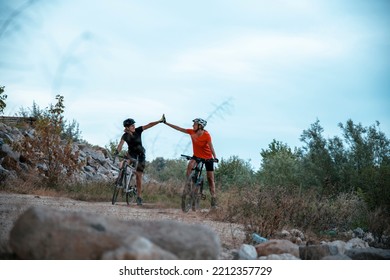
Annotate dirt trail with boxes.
[0,192,245,255]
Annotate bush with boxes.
[147,157,187,183]
[222,185,369,242]
[12,95,82,188]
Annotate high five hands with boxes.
[159,114,166,123]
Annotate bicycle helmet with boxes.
[193,118,207,128]
[123,118,135,127]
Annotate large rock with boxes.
[345,247,390,260]
[10,206,220,260]
[255,239,299,258]
[299,244,340,260]
[237,244,257,260]
[258,253,300,260]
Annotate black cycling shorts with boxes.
[127,152,146,173]
[205,160,214,172]
[193,156,214,172]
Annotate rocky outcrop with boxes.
[0,122,118,182]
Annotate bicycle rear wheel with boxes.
[126,188,137,204]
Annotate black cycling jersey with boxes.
[121,126,145,156]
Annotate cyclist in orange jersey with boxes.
[163,116,219,208]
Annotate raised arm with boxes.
[164,121,187,133]
[142,115,165,130]
[142,120,160,130]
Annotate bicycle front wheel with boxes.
[112,185,120,205]
[112,171,125,205]
[181,176,196,212]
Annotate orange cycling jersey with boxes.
[186,129,213,159]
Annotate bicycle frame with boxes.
[112,155,138,205]
[181,154,208,212]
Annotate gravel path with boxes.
[0,192,245,258]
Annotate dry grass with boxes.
[212,185,389,245]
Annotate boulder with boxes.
[255,239,299,258]
[10,206,221,260]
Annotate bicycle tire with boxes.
[112,170,126,205]
[199,178,206,200]
[126,173,137,205]
[182,174,197,212]
[111,185,120,205]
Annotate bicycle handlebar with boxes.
[112,154,139,164]
[180,154,219,163]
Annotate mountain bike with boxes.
[112,155,138,205]
[181,154,217,212]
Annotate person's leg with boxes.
[183,160,196,211]
[186,159,196,176]
[207,171,216,197]
[205,161,217,207]
[136,171,142,197]
[135,158,146,205]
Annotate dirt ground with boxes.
[0,192,246,258]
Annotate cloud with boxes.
[172,32,346,80]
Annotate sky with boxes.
[1,0,389,170]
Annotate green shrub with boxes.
[215,156,254,190]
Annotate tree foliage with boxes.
[257,119,390,212]
[257,140,301,187]
[338,120,390,209]
[148,157,187,182]
[18,100,83,142]
[0,85,7,115]
[215,155,254,190]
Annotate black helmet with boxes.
[123,118,135,127]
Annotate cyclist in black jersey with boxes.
[115,115,164,205]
